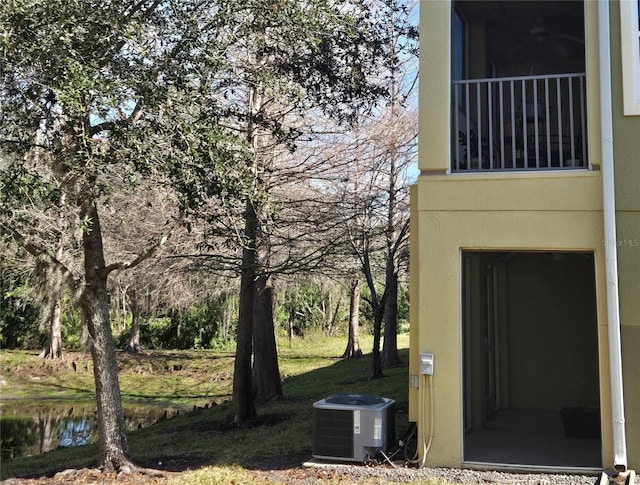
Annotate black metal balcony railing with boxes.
[452,73,587,172]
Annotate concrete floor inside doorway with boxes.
[464,409,602,469]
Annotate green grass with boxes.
[1,333,418,482]
[1,347,237,406]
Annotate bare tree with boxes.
[191,0,388,423]
[341,279,364,359]
[379,0,418,369]
[101,186,217,354]
[123,288,141,353]
[333,0,417,376]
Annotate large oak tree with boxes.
[0,0,248,472]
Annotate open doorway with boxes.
[462,251,601,468]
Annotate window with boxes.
[620,0,640,115]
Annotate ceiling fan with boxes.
[498,16,584,59]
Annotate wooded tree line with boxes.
[0,0,417,474]
[1,272,410,351]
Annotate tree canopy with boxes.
[0,0,416,473]
[1,0,251,472]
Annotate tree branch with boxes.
[104,212,184,276]
[1,223,80,293]
[390,219,410,258]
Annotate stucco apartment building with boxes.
[409,0,639,477]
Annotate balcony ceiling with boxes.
[455,0,585,71]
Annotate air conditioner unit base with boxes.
[312,394,395,462]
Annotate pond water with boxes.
[0,402,183,462]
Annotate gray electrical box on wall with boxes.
[312,394,395,462]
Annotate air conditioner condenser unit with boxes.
[312,394,395,462]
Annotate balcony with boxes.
[452,73,587,173]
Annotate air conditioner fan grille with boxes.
[312,408,354,459]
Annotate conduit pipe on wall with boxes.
[421,374,434,467]
[598,0,628,471]
[409,374,433,468]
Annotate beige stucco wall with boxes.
[409,0,640,470]
[409,173,614,467]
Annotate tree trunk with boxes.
[80,200,132,472]
[371,304,385,379]
[221,303,230,342]
[124,290,141,353]
[228,198,257,424]
[40,301,63,359]
[252,273,283,401]
[40,242,64,360]
[341,280,363,359]
[381,266,402,368]
[288,303,295,346]
[326,297,341,334]
[362,251,385,379]
[379,32,404,370]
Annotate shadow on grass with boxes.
[116,349,236,367]
[1,345,411,480]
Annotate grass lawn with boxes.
[1,332,436,483]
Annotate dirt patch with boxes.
[1,468,178,485]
